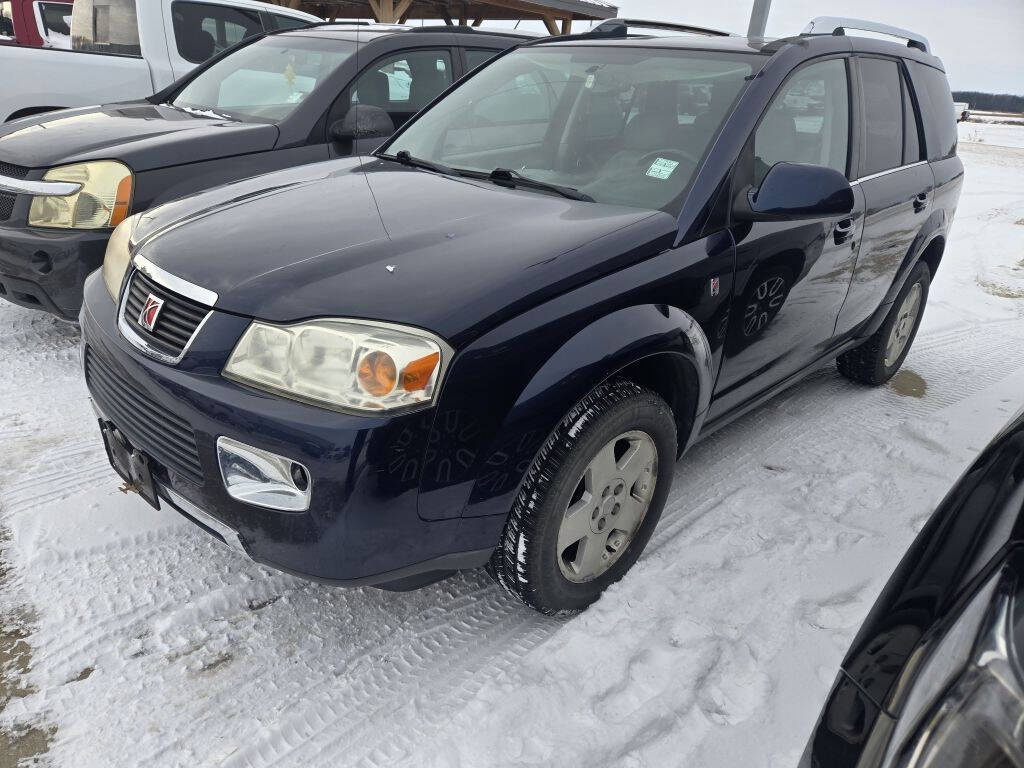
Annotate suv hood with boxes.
[131,157,678,344]
[0,103,278,171]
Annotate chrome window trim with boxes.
[850,160,928,186]
[133,254,219,306]
[117,266,214,365]
[0,175,81,196]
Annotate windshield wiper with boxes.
[376,150,458,177]
[488,168,593,202]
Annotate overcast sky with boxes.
[487,0,1023,94]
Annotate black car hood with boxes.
[131,157,677,343]
[0,103,278,171]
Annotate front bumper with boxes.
[0,222,109,318]
[80,272,492,588]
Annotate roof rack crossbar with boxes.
[802,16,930,53]
[588,18,731,39]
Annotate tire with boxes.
[488,378,677,615]
[837,261,931,385]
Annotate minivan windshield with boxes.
[172,36,355,122]
[386,45,758,213]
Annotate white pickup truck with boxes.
[0,0,320,122]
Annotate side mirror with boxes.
[330,105,395,142]
[735,162,855,221]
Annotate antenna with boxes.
[748,0,771,38]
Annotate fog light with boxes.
[216,436,311,511]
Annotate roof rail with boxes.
[587,18,731,39]
[408,25,533,36]
[802,16,930,53]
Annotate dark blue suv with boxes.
[80,18,963,614]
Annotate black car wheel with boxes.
[837,260,931,385]
[488,379,676,615]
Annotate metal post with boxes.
[747,0,771,38]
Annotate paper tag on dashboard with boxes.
[646,158,679,180]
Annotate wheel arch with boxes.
[454,304,714,521]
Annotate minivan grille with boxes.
[123,269,211,359]
[85,347,204,483]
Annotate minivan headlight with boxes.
[223,319,449,413]
[29,160,133,229]
[101,213,142,301]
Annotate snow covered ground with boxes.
[1,124,1023,768]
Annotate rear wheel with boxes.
[488,379,676,615]
[837,261,931,385]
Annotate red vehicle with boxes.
[0,0,73,48]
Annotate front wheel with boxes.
[837,261,931,385]
[488,379,677,615]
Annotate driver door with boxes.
[709,56,865,419]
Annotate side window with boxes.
[267,13,309,32]
[906,61,957,160]
[859,57,903,176]
[173,1,263,64]
[37,2,74,49]
[465,48,498,71]
[0,2,15,39]
[754,58,850,185]
[901,70,922,164]
[350,49,452,128]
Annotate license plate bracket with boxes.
[99,420,160,510]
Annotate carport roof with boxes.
[270,0,617,35]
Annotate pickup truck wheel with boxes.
[488,379,676,615]
[837,261,931,385]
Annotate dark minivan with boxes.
[81,18,963,614]
[0,23,529,317]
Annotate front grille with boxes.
[123,269,211,359]
[85,347,204,483]
[0,192,13,222]
[0,161,29,180]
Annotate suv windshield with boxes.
[172,36,356,122]
[387,45,758,213]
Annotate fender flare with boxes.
[460,304,713,519]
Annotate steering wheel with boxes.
[636,148,701,170]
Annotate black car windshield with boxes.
[172,36,356,123]
[385,45,758,213]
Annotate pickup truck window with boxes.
[172,35,355,122]
[173,1,262,64]
[71,0,141,56]
[37,2,73,48]
[0,2,14,38]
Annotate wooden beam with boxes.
[541,14,559,35]
[471,15,484,25]
[560,17,571,34]
[393,0,413,19]
[441,11,454,24]
[366,0,381,18]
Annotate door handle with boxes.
[913,192,929,213]
[834,218,855,245]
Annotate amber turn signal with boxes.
[400,352,440,392]
[110,175,134,228]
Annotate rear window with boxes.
[38,2,73,48]
[859,57,903,176]
[906,61,957,160]
[71,0,141,56]
[173,1,263,64]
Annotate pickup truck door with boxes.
[163,0,264,81]
[710,56,864,419]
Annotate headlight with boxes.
[223,319,450,413]
[29,160,133,229]
[101,213,142,301]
